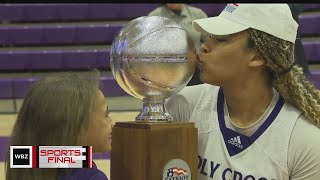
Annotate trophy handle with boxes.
[135,98,173,122]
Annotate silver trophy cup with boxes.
[110,16,196,122]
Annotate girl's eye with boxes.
[216,38,226,42]
[209,35,226,42]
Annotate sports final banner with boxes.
[10,146,92,168]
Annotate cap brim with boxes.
[193,16,249,35]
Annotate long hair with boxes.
[247,28,320,127]
[5,71,100,180]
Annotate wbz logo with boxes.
[10,146,33,168]
[227,136,243,149]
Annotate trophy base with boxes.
[111,121,198,180]
[135,98,173,122]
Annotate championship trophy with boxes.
[110,16,198,180]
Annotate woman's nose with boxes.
[200,43,210,53]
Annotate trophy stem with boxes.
[135,98,173,122]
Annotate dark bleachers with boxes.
[303,40,320,63]
[0,4,160,22]
[0,75,126,99]
[304,4,320,10]
[1,4,318,41]
[0,4,227,22]
[308,70,320,88]
[3,26,43,45]
[1,4,319,22]
[0,24,123,45]
[299,14,320,35]
[0,49,110,70]
[0,4,25,22]
[0,78,12,98]
[56,4,89,20]
[0,7,318,45]
[191,4,226,16]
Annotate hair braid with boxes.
[248,28,320,127]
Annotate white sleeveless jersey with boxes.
[185,85,302,180]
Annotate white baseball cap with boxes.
[192,3,298,43]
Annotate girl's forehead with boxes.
[93,90,106,109]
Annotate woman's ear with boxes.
[248,51,265,67]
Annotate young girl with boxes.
[166,4,320,180]
[6,71,115,180]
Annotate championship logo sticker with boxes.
[163,159,191,180]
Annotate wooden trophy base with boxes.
[111,121,198,180]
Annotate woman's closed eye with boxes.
[216,38,226,42]
[209,35,227,42]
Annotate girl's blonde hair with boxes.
[6,71,100,180]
